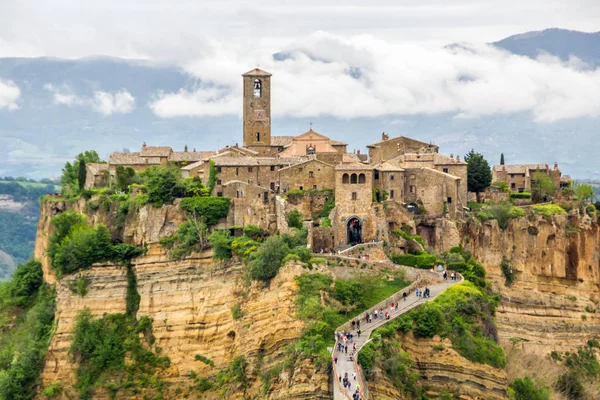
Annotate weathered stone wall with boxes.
[375,170,406,202]
[243,72,271,147]
[286,190,333,221]
[404,167,461,218]
[368,136,437,164]
[435,163,468,206]
[221,181,277,232]
[311,227,335,252]
[278,159,335,193]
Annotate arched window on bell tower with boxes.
[254,79,262,97]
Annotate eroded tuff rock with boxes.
[464,213,600,355]
[368,334,508,400]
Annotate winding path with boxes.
[332,274,463,400]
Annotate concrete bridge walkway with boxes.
[332,275,463,400]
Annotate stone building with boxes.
[84,163,109,189]
[278,159,335,192]
[104,67,470,248]
[492,162,562,192]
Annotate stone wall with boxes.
[286,189,334,221]
[311,227,335,252]
[278,159,335,193]
[404,167,461,218]
[221,181,277,232]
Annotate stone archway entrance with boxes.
[347,217,363,245]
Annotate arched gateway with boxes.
[347,217,363,245]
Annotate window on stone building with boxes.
[374,170,379,180]
[443,167,449,173]
[217,179,222,185]
[390,175,394,180]
[309,171,314,178]
[270,166,275,171]
[299,186,303,191]
[217,192,223,197]
[390,190,395,198]
[447,197,452,204]
[342,173,349,184]
[270,182,275,190]
[257,132,260,142]
[298,167,303,172]
[410,185,415,193]
[358,173,366,184]
[313,185,317,189]
[216,167,222,173]
[351,174,358,184]
[351,192,358,200]
[511,182,516,190]
[235,168,239,176]
[248,167,253,172]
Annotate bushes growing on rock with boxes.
[389,253,437,269]
[508,376,551,400]
[286,209,303,229]
[476,203,525,229]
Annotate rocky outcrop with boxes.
[35,199,330,399]
[368,334,508,400]
[464,212,600,355]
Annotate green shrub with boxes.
[357,341,376,370]
[9,259,44,306]
[69,309,170,399]
[286,209,303,229]
[477,203,525,229]
[392,229,425,247]
[180,196,231,226]
[42,381,63,398]
[242,224,265,241]
[508,377,550,400]
[194,354,215,367]
[412,302,441,338]
[139,164,182,206]
[68,276,91,297]
[390,253,437,269]
[510,192,532,199]
[231,236,259,261]
[249,236,290,281]
[231,304,243,320]
[555,371,584,399]
[320,216,332,227]
[532,204,566,216]
[501,257,516,286]
[209,230,233,260]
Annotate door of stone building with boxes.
[347,218,363,245]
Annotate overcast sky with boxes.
[1,0,599,60]
[1,1,600,127]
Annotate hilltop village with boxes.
[84,68,564,250]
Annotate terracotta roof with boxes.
[169,151,215,162]
[331,140,347,146]
[374,161,405,172]
[212,157,303,167]
[242,68,272,77]
[342,153,363,163]
[181,161,204,171]
[87,163,108,175]
[335,162,372,171]
[140,146,172,157]
[278,158,334,172]
[367,135,438,149]
[271,136,294,147]
[109,152,162,165]
[433,154,467,165]
[492,164,549,174]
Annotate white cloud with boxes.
[44,83,135,115]
[92,90,135,115]
[148,32,600,123]
[0,79,20,110]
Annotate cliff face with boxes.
[35,200,329,399]
[464,212,600,354]
[368,334,508,400]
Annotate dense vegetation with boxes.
[465,150,492,202]
[293,271,410,369]
[550,339,600,399]
[0,260,56,400]
[358,281,505,396]
[69,310,170,399]
[48,212,144,276]
[508,376,551,400]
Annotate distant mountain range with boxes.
[492,28,600,67]
[0,28,598,180]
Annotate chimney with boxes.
[142,142,147,148]
[554,162,559,170]
[456,155,460,162]
[184,145,188,152]
[193,148,196,152]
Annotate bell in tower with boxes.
[254,79,262,97]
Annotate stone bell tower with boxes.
[242,68,272,151]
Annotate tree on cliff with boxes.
[500,153,505,165]
[532,172,556,202]
[60,150,103,197]
[574,182,594,203]
[77,158,86,192]
[465,150,492,202]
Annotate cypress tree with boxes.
[77,158,86,192]
[500,153,505,165]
